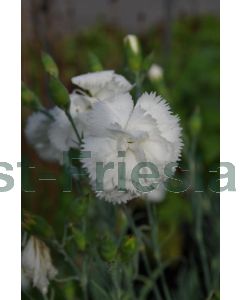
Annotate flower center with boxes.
[117,130,148,151]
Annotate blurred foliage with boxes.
[22,16,219,300]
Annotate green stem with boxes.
[193,195,211,293]
[82,283,88,300]
[124,266,136,300]
[54,240,89,298]
[54,276,80,283]
[123,206,161,300]
[23,291,34,300]
[138,268,164,300]
[112,262,122,300]
[81,257,89,300]
[206,290,216,300]
[135,72,142,99]
[65,110,82,145]
[49,288,55,300]
[39,107,55,121]
[146,202,172,300]
[42,294,48,300]
[53,240,81,278]
[190,137,211,294]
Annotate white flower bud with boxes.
[124,34,140,54]
[124,35,142,72]
[21,236,57,295]
[148,64,164,81]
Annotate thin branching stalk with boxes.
[65,110,82,145]
[123,206,162,300]
[53,239,90,299]
[42,293,49,300]
[53,240,81,278]
[111,262,122,300]
[39,107,55,121]
[54,276,80,283]
[146,202,173,300]
[123,266,136,300]
[135,72,143,99]
[190,136,212,294]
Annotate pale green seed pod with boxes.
[88,52,103,72]
[124,34,142,72]
[21,82,41,110]
[189,107,202,136]
[41,52,59,78]
[99,235,118,262]
[48,76,70,110]
[120,235,138,262]
[72,228,87,251]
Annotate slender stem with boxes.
[123,206,161,300]
[42,294,48,300]
[135,72,142,100]
[54,276,80,283]
[54,240,90,299]
[81,257,89,300]
[190,137,211,294]
[193,194,211,293]
[50,288,55,300]
[206,290,215,300]
[112,262,122,300]
[23,291,34,300]
[39,107,55,121]
[138,268,164,300]
[65,110,82,145]
[83,286,88,300]
[124,266,136,300]
[146,202,172,300]
[53,240,81,277]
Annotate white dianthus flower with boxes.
[48,92,89,153]
[82,92,183,204]
[25,92,90,163]
[25,108,63,163]
[21,236,57,295]
[49,72,132,153]
[71,70,132,103]
[25,72,132,164]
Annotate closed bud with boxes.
[88,52,103,72]
[22,211,55,239]
[63,282,75,300]
[99,235,118,262]
[72,228,87,251]
[120,235,137,261]
[41,52,59,78]
[116,210,128,233]
[21,82,41,110]
[189,107,202,136]
[148,64,164,82]
[124,34,142,72]
[69,199,88,220]
[22,236,57,295]
[124,35,140,55]
[49,76,70,110]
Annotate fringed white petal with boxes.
[71,70,132,100]
[82,92,183,204]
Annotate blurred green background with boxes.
[22,2,219,299]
